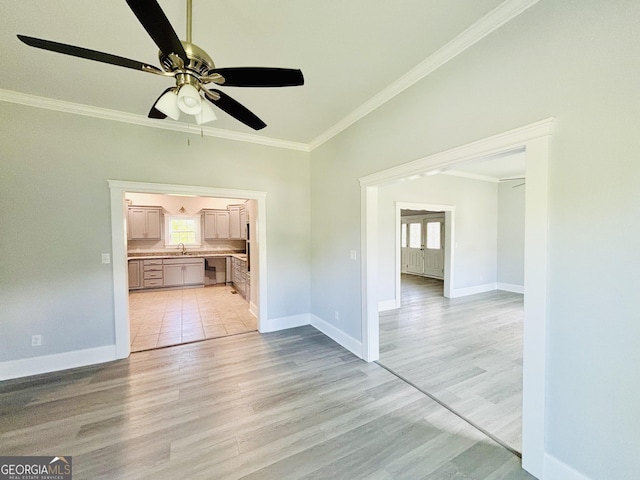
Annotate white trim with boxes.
[0,89,309,152]
[440,170,500,183]
[0,346,116,381]
[544,454,591,480]
[309,0,541,150]
[108,180,268,360]
[249,301,259,318]
[358,118,554,479]
[310,315,363,358]
[497,282,525,294]
[378,299,400,312]
[259,313,310,333]
[449,282,498,298]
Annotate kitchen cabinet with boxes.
[143,259,163,288]
[128,260,142,289]
[203,209,230,239]
[231,256,248,298]
[240,206,248,240]
[228,205,242,239]
[162,257,204,287]
[128,206,162,240]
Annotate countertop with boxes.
[128,252,247,261]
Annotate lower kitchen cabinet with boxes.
[128,260,142,289]
[231,256,248,298]
[162,258,204,287]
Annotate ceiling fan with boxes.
[17,0,304,130]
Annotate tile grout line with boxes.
[375,360,522,459]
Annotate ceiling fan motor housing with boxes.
[159,41,214,77]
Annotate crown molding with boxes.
[440,170,500,183]
[309,0,541,151]
[0,89,310,152]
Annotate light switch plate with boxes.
[101,253,111,264]
[350,250,357,260]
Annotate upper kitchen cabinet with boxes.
[203,209,230,239]
[128,206,162,240]
[228,204,246,240]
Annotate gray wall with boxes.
[497,180,525,287]
[310,1,640,478]
[0,103,311,362]
[377,174,498,303]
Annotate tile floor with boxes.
[129,285,256,352]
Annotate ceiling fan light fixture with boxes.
[195,100,217,125]
[155,90,181,120]
[177,83,202,114]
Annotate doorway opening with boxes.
[108,180,268,360]
[125,191,257,352]
[359,118,553,478]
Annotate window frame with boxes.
[164,214,202,248]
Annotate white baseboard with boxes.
[544,453,591,480]
[249,301,258,318]
[310,314,363,358]
[449,282,497,298]
[497,282,525,294]
[378,299,400,312]
[0,345,117,381]
[259,313,310,333]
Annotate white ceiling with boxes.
[0,1,530,179]
[1,0,519,146]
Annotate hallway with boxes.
[378,274,524,452]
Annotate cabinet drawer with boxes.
[143,259,163,265]
[144,271,163,279]
[144,279,163,287]
[163,257,204,265]
[144,264,163,271]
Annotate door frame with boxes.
[108,180,268,360]
[359,118,554,478]
[396,204,455,305]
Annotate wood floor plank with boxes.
[0,325,532,479]
[379,274,524,453]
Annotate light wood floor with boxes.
[379,274,524,452]
[0,326,533,479]
[129,285,256,352]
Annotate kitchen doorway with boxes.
[108,180,268,360]
[125,191,257,352]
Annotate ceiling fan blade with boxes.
[148,88,174,119]
[126,0,188,65]
[209,67,304,87]
[204,89,266,130]
[17,35,164,74]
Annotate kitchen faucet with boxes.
[178,243,186,255]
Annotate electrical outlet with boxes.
[101,253,111,264]
[350,250,357,260]
[31,335,42,347]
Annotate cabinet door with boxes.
[215,211,230,239]
[128,260,142,289]
[163,264,184,287]
[183,263,204,285]
[145,209,162,240]
[240,207,247,240]
[203,211,217,239]
[228,205,241,239]
[128,209,147,239]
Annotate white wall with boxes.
[0,103,310,366]
[377,174,498,304]
[497,180,525,289]
[310,1,640,478]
